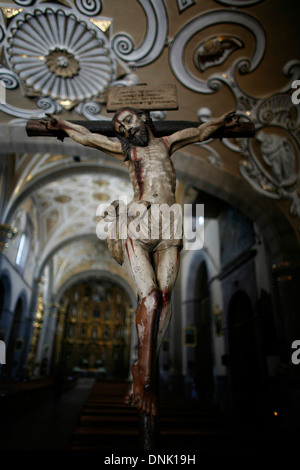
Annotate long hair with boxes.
[111,107,154,162]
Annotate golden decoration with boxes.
[54,195,72,203]
[0,224,18,254]
[92,193,110,201]
[45,48,80,78]
[89,18,112,35]
[93,180,109,187]
[195,35,244,72]
[57,99,78,110]
[1,7,23,19]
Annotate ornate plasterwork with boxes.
[51,236,134,299]
[0,0,136,118]
[238,90,300,221]
[0,2,268,118]
[194,35,244,72]
[161,3,299,226]
[6,8,116,102]
[176,0,195,13]
[209,59,300,225]
[23,171,133,278]
[52,238,110,294]
[111,0,167,67]
[169,9,266,94]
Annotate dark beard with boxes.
[128,126,149,147]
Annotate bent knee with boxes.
[140,287,160,311]
[161,288,170,305]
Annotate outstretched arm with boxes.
[41,115,124,161]
[166,112,239,155]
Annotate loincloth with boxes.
[106,200,183,265]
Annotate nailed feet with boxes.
[124,362,158,416]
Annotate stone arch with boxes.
[3,161,128,224]
[35,233,109,280]
[52,270,136,378]
[184,250,214,403]
[54,269,136,309]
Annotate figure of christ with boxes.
[41,108,239,416]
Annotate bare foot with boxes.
[124,381,134,406]
[124,362,157,416]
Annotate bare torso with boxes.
[127,137,176,206]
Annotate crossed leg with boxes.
[122,238,180,416]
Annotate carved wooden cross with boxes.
[25,85,255,452]
[26,115,254,140]
[26,85,255,140]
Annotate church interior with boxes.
[0,0,299,453]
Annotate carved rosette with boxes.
[6,8,117,103]
[45,48,80,79]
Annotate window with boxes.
[15,215,33,275]
[15,233,26,265]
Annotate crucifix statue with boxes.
[26,93,254,450]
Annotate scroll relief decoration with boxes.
[0,0,299,224]
[203,57,300,225]
[237,83,300,223]
[167,9,300,225]
[0,0,138,120]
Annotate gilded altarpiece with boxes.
[54,280,132,379]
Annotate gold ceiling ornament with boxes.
[0,224,18,239]
[57,99,78,110]
[21,83,40,97]
[0,224,18,254]
[54,194,72,204]
[89,18,112,36]
[6,8,117,102]
[93,179,109,187]
[54,195,72,203]
[93,193,110,201]
[0,7,23,19]
[45,48,80,78]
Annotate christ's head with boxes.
[112,107,154,160]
